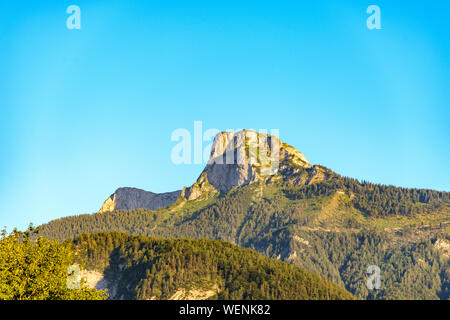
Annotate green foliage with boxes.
[286,230,449,300]
[284,177,450,217]
[71,232,354,300]
[0,225,108,300]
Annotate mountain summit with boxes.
[181,130,316,200]
[100,130,331,211]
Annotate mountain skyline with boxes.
[98,129,332,213]
[1,1,449,231]
[4,124,450,232]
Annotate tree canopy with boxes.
[0,225,108,300]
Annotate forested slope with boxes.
[71,232,354,300]
[39,172,450,300]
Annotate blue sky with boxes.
[0,0,449,231]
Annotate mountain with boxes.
[39,130,450,300]
[72,232,354,300]
[101,130,328,205]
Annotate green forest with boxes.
[283,176,450,217]
[70,232,354,300]
[37,174,450,300]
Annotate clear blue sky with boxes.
[1,0,449,231]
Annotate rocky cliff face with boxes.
[99,187,181,213]
[182,130,314,199]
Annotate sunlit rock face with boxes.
[184,130,312,197]
[99,187,181,213]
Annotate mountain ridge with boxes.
[99,187,181,213]
[99,130,330,211]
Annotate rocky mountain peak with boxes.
[100,130,319,209]
[209,130,310,168]
[182,130,312,199]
